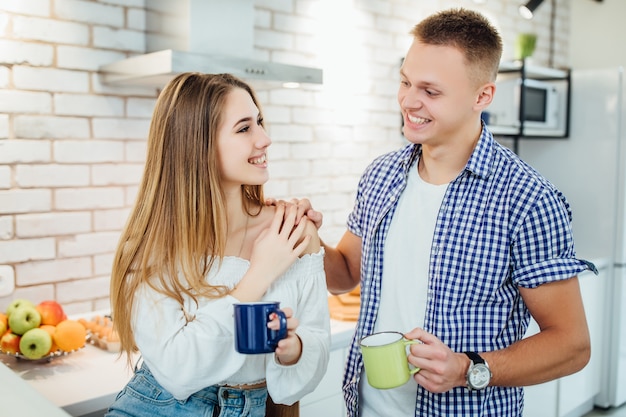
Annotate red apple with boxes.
[0,332,21,354]
[36,300,65,326]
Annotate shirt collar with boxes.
[463,124,495,180]
[399,142,420,173]
[399,124,496,179]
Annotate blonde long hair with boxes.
[110,73,265,363]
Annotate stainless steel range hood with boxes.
[99,0,322,87]
[100,49,322,87]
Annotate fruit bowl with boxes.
[0,344,87,363]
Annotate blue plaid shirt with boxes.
[342,128,596,417]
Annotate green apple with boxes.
[8,305,41,335]
[6,298,35,317]
[19,328,52,360]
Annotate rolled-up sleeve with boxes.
[266,251,331,405]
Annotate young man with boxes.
[302,7,596,417]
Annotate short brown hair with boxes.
[410,8,502,85]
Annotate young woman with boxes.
[105,72,330,417]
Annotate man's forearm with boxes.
[321,240,360,294]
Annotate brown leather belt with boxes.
[221,380,267,390]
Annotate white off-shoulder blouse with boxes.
[131,249,330,405]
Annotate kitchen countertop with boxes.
[0,341,135,416]
[0,317,356,417]
[0,361,73,417]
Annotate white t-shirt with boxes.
[360,162,448,417]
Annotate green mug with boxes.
[359,331,420,389]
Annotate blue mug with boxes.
[234,301,288,354]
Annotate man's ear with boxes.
[475,83,496,111]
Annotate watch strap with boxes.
[464,351,485,365]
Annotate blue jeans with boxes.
[105,363,268,417]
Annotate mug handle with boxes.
[268,309,288,345]
[404,339,421,374]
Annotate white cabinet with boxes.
[300,347,347,417]
[523,263,607,417]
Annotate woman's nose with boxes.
[256,129,271,148]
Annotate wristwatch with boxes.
[464,352,491,391]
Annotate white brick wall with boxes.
[57,46,126,71]
[16,212,91,237]
[0,90,52,113]
[54,94,125,117]
[0,216,13,239]
[16,257,92,285]
[0,140,51,163]
[0,166,10,190]
[13,66,90,93]
[13,16,89,45]
[15,164,90,187]
[57,231,120,257]
[0,238,55,264]
[14,116,90,139]
[92,118,151,139]
[0,40,54,66]
[55,0,125,27]
[93,208,130,231]
[54,140,125,163]
[0,189,51,214]
[0,0,50,16]
[0,0,572,312]
[54,187,125,210]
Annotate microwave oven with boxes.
[484,77,568,137]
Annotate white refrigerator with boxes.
[514,67,626,410]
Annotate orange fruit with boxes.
[0,312,7,335]
[53,320,86,352]
[39,325,59,353]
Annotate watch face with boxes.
[469,363,491,389]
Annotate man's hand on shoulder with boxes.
[265,197,323,230]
